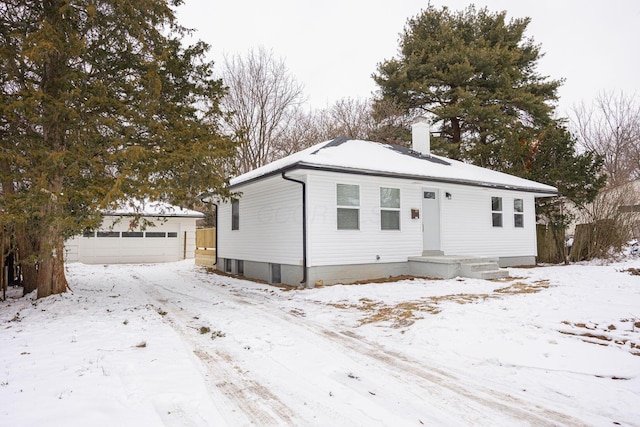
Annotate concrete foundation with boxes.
[497,256,536,267]
[218,254,522,287]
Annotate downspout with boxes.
[214,203,218,267]
[281,171,307,286]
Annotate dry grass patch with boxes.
[559,319,640,356]
[495,280,550,294]
[329,289,525,328]
[324,279,553,328]
[621,268,640,276]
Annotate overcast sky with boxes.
[176,0,639,117]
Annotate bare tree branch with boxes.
[571,90,640,186]
[221,47,306,173]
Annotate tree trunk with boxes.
[451,117,461,145]
[36,232,68,298]
[21,264,38,296]
[15,226,38,295]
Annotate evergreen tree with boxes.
[373,4,561,167]
[372,4,607,259]
[0,0,235,298]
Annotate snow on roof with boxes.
[231,138,558,195]
[104,200,205,218]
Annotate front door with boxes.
[422,188,441,252]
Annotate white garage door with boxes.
[77,230,183,264]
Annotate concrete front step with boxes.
[408,254,509,280]
[464,269,509,280]
[460,262,500,272]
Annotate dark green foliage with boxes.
[520,123,606,230]
[0,0,235,297]
[372,4,606,235]
[373,4,561,166]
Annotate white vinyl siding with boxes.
[439,185,537,258]
[217,170,540,269]
[307,172,422,266]
[218,175,303,265]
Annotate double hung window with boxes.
[380,187,400,230]
[491,197,503,227]
[337,184,359,230]
[514,199,524,228]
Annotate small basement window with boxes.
[337,184,359,230]
[231,200,239,230]
[236,260,244,275]
[514,199,524,228]
[224,259,232,273]
[491,197,503,227]
[270,263,281,283]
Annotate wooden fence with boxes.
[536,224,565,264]
[195,227,216,268]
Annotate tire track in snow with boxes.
[132,270,298,426]
[236,298,586,426]
[139,265,589,425]
[182,269,590,426]
[320,329,588,426]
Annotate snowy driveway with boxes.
[2,260,639,426]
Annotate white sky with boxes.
[176,0,639,116]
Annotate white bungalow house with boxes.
[214,119,558,286]
[65,201,204,264]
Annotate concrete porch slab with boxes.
[408,254,508,280]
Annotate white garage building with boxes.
[65,201,204,264]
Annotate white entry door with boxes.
[422,188,441,251]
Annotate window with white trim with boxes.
[380,187,400,230]
[514,198,524,228]
[491,197,503,227]
[231,200,239,230]
[337,184,359,230]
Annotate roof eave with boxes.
[102,212,205,219]
[231,162,558,195]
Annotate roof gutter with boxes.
[281,171,307,287]
[233,162,558,196]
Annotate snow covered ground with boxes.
[1,258,639,426]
